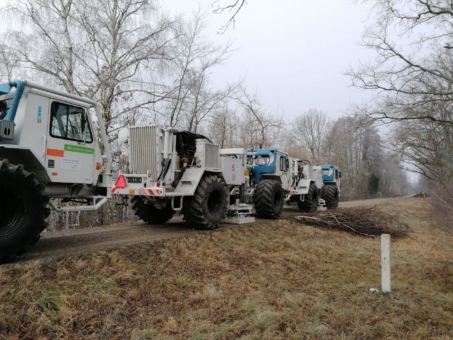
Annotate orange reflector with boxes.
[96,162,102,170]
[47,149,64,157]
[129,189,135,195]
[115,175,127,189]
[147,173,152,178]
[51,172,58,176]
[244,169,249,176]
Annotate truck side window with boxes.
[280,156,288,171]
[50,102,93,143]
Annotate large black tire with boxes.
[321,185,339,209]
[298,182,319,213]
[131,197,175,224]
[0,159,49,263]
[253,179,284,219]
[183,175,227,230]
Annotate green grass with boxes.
[0,198,452,339]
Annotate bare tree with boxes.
[8,0,81,93]
[379,153,410,198]
[163,10,239,133]
[207,103,238,148]
[0,39,19,80]
[324,117,362,199]
[235,88,285,149]
[290,109,331,164]
[391,119,453,197]
[324,116,392,200]
[348,0,453,201]
[184,74,239,133]
[212,0,247,32]
[348,0,453,127]
[6,0,176,142]
[284,146,311,161]
[74,0,176,140]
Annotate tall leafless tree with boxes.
[162,10,240,132]
[348,0,453,199]
[235,88,285,149]
[391,118,453,197]
[6,0,176,143]
[0,39,18,80]
[207,103,237,148]
[323,115,398,199]
[291,109,331,164]
[348,0,453,128]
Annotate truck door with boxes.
[279,154,291,190]
[45,101,95,184]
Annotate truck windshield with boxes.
[0,98,11,120]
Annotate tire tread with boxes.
[253,179,284,219]
[321,185,339,209]
[0,159,49,263]
[298,182,319,213]
[130,196,175,224]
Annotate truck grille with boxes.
[129,126,160,177]
[196,142,220,169]
[205,143,220,169]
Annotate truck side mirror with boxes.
[339,172,342,178]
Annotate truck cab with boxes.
[0,81,111,197]
[246,148,291,191]
[321,164,341,186]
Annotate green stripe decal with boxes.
[64,144,94,155]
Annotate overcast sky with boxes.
[164,0,374,121]
[0,0,374,121]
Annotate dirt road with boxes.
[14,196,407,263]
[338,196,408,208]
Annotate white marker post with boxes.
[381,234,391,293]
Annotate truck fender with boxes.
[173,168,222,196]
[0,145,50,182]
[261,175,282,183]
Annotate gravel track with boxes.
[12,196,407,263]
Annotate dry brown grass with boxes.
[1,198,453,339]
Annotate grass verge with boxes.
[1,198,452,339]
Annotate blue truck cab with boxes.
[247,148,277,184]
[246,148,291,191]
[320,164,341,209]
[321,164,341,184]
